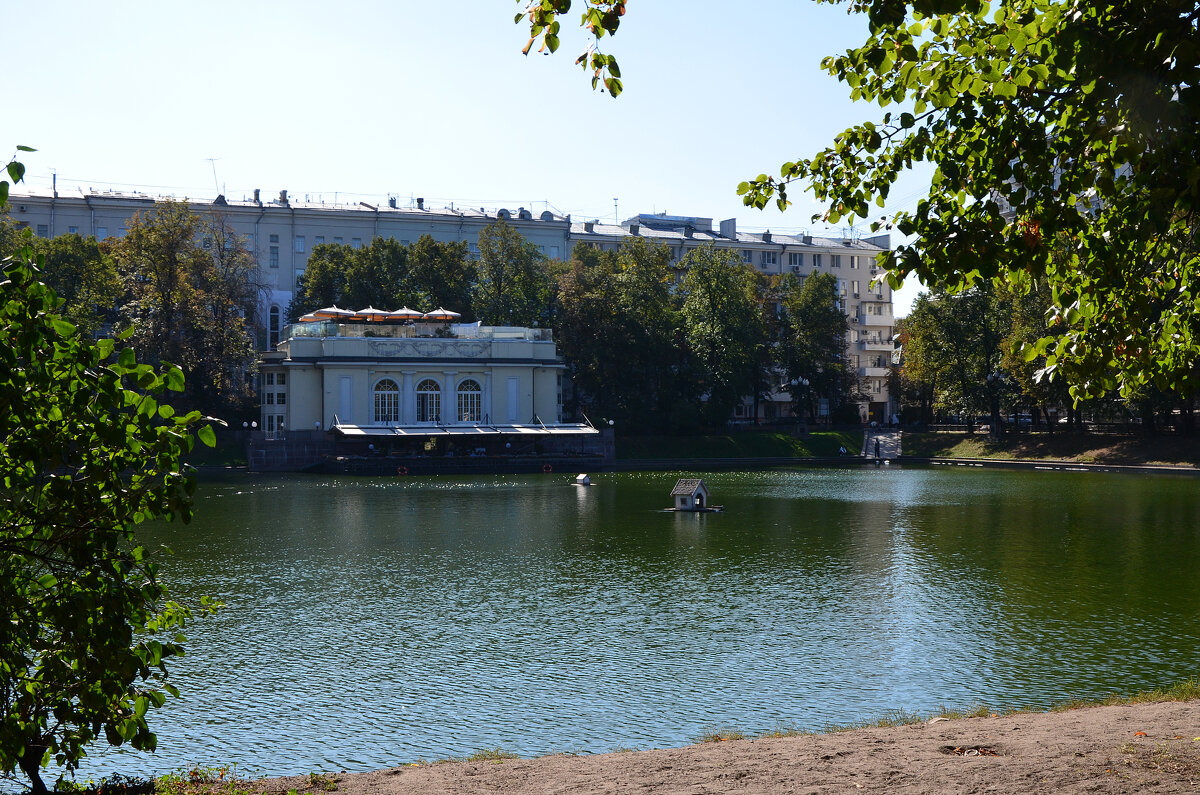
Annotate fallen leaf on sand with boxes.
[1133,731,1147,737]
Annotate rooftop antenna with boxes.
[205,157,223,195]
[613,197,619,224]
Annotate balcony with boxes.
[859,367,890,377]
[856,313,893,326]
[858,340,893,351]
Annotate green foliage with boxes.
[473,220,555,327]
[29,233,121,338]
[537,1,1200,402]
[746,0,1200,402]
[0,237,217,790]
[678,246,766,426]
[555,238,684,431]
[777,272,854,420]
[516,1,626,96]
[114,202,259,415]
[616,430,863,460]
[288,235,475,322]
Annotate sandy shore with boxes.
[256,700,1200,794]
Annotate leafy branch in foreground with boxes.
[1,151,220,793]
[526,0,1200,402]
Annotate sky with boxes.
[9,0,931,314]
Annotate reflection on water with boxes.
[77,468,1200,779]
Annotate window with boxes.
[789,252,802,267]
[276,391,287,405]
[457,379,482,422]
[269,234,279,244]
[351,237,362,249]
[550,246,560,259]
[68,225,78,234]
[269,246,280,268]
[96,226,108,239]
[334,236,343,244]
[850,256,859,269]
[742,250,754,264]
[373,379,400,424]
[761,251,777,267]
[265,372,275,386]
[277,372,286,386]
[265,392,275,405]
[839,279,847,295]
[416,379,441,423]
[36,224,48,237]
[852,280,860,295]
[812,253,822,268]
[269,306,281,348]
[832,255,842,268]
[315,235,325,245]
[295,236,306,253]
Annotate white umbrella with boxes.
[422,307,462,322]
[312,305,354,319]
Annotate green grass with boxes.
[902,431,1200,467]
[618,430,863,460]
[697,726,748,743]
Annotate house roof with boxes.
[671,478,706,496]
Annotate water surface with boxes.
[81,467,1200,778]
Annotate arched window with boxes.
[416,379,441,423]
[268,305,281,349]
[373,378,400,424]
[457,379,482,423]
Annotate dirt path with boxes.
[263,700,1200,794]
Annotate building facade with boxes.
[9,189,896,422]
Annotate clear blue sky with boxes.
[9,0,929,313]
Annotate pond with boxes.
[77,467,1200,780]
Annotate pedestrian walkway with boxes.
[862,429,901,459]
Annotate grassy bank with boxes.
[903,431,1200,468]
[617,430,862,460]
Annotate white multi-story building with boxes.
[9,189,895,423]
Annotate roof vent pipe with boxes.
[253,188,260,204]
[417,197,425,210]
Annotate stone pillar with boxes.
[483,372,493,425]
[442,370,458,424]
[401,371,415,424]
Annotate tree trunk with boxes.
[1041,403,1054,435]
[19,744,48,795]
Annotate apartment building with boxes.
[9,189,895,422]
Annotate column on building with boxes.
[442,371,457,425]
[401,371,415,424]
[483,372,493,425]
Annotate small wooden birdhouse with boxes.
[671,478,710,511]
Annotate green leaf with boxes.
[197,424,217,448]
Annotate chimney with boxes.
[802,234,813,244]
[388,197,397,209]
[763,230,772,243]
[253,188,261,204]
[417,197,425,210]
[719,218,737,239]
[278,189,288,205]
[584,221,595,233]
[629,223,640,236]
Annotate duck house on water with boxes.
[670,478,723,512]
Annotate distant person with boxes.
[838,445,848,456]
[874,438,881,459]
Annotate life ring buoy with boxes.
[543,464,553,473]
[396,465,408,476]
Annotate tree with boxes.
[0,169,217,790]
[555,238,683,431]
[901,285,1016,434]
[114,201,258,414]
[473,220,555,327]
[523,1,1200,403]
[778,272,853,422]
[407,235,477,319]
[678,246,765,426]
[30,233,121,339]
